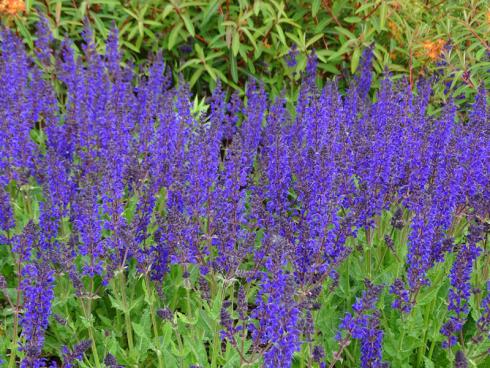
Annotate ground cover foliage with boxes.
[1,0,488,100]
[0,20,489,368]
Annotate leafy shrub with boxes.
[1,0,488,99]
[0,25,489,367]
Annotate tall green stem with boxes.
[8,251,22,368]
[79,280,102,368]
[174,326,185,368]
[366,228,372,279]
[8,307,19,368]
[211,283,225,368]
[118,270,134,352]
[417,297,436,366]
[145,274,164,368]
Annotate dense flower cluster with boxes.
[336,281,385,368]
[441,219,485,348]
[19,262,55,368]
[0,22,488,367]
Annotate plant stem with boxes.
[398,320,406,355]
[211,283,225,368]
[239,318,247,366]
[428,338,437,361]
[8,253,22,368]
[417,296,436,366]
[299,346,306,368]
[8,310,19,368]
[346,259,351,307]
[366,228,372,279]
[118,269,134,352]
[146,274,164,368]
[79,284,102,368]
[174,324,185,368]
[87,317,102,368]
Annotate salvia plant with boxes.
[0,19,489,368]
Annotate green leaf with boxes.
[417,286,442,306]
[306,33,324,48]
[242,28,258,50]
[143,27,157,43]
[160,322,173,349]
[344,16,362,24]
[132,321,151,340]
[14,19,34,49]
[122,8,138,20]
[334,26,357,40]
[79,315,95,329]
[286,30,306,49]
[181,59,203,70]
[232,31,240,56]
[379,2,387,31]
[170,337,189,357]
[185,335,208,363]
[222,20,237,27]
[138,20,144,37]
[194,43,205,60]
[225,25,233,48]
[424,357,435,368]
[253,0,261,16]
[93,15,108,39]
[230,52,238,83]
[278,18,301,28]
[168,23,183,50]
[202,0,220,26]
[181,13,195,37]
[351,47,361,74]
[222,340,242,367]
[318,63,340,74]
[175,310,198,325]
[327,39,356,61]
[356,2,375,14]
[205,51,225,61]
[108,294,126,312]
[189,67,204,87]
[204,64,217,82]
[247,57,256,74]
[275,24,287,46]
[161,4,175,20]
[311,0,321,17]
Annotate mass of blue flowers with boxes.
[0,20,489,368]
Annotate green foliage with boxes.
[1,193,489,367]
[1,0,488,98]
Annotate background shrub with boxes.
[1,0,488,100]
